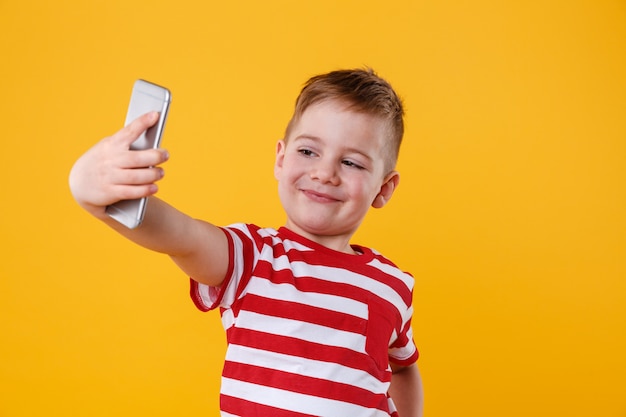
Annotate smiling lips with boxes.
[301,189,341,203]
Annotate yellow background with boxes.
[1,1,625,416]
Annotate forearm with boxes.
[100,196,197,255]
[69,112,228,286]
[101,197,229,285]
[389,363,424,417]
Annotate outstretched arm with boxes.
[389,363,424,417]
[69,112,228,286]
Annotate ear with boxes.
[372,171,400,209]
[274,140,286,180]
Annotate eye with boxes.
[342,159,365,170]
[298,148,316,157]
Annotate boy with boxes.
[69,68,423,416]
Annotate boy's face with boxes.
[274,99,399,252]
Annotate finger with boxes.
[112,166,165,186]
[119,147,170,169]
[113,183,160,201]
[112,111,160,147]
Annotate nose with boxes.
[310,158,340,185]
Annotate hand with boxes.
[69,112,170,218]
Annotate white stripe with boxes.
[389,326,418,362]
[220,308,235,331]
[212,228,249,309]
[221,377,391,417]
[389,343,418,362]
[226,344,389,395]
[368,258,414,290]
[266,252,292,270]
[197,283,213,308]
[235,311,366,353]
[290,262,409,309]
[247,277,368,319]
[256,226,278,239]
[280,237,315,253]
[226,227,248,283]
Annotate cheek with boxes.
[345,176,374,199]
[361,179,385,204]
[278,160,305,186]
[284,156,309,177]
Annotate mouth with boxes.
[301,189,341,203]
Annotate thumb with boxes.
[113,111,160,147]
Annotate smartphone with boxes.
[105,79,171,229]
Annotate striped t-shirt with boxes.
[190,224,418,417]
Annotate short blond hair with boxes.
[284,68,405,171]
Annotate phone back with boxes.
[105,80,171,229]
[125,79,171,150]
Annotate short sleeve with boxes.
[189,224,259,312]
[389,317,419,366]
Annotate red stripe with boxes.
[221,394,318,417]
[189,227,235,311]
[240,293,367,335]
[199,224,415,416]
[229,227,256,302]
[244,225,413,307]
[228,328,391,383]
[297,256,413,307]
[243,223,266,253]
[256,260,396,307]
[390,319,414,351]
[389,352,419,367]
[223,361,390,411]
[280,239,412,305]
[240,268,406,343]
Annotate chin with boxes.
[298,220,354,239]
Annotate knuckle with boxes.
[126,150,150,168]
[117,187,139,200]
[117,185,154,201]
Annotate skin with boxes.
[275,99,399,253]
[69,112,229,286]
[69,101,423,416]
[390,362,424,417]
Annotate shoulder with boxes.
[355,244,413,276]
[222,223,278,243]
[351,244,415,294]
[221,223,291,257]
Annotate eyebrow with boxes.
[293,134,374,163]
